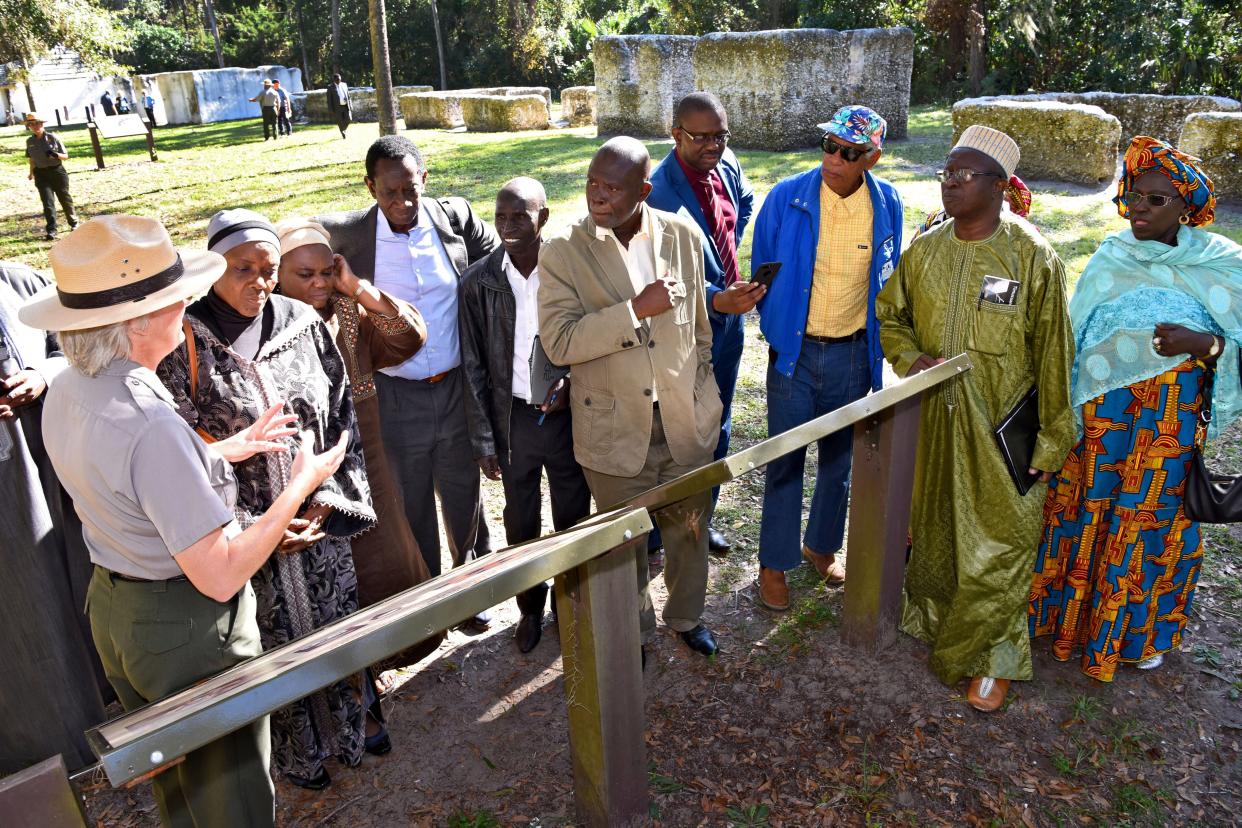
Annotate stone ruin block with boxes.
[560,85,597,126]
[952,99,1121,185]
[1179,112,1242,200]
[693,28,913,150]
[399,87,551,130]
[978,92,1241,145]
[136,65,302,125]
[460,94,550,132]
[594,35,697,137]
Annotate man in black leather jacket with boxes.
[459,177,592,652]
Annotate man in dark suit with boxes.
[319,136,499,625]
[459,177,591,653]
[327,74,352,139]
[647,91,761,556]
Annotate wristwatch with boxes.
[352,279,370,299]
[1208,335,1223,358]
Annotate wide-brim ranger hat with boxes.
[24,111,46,125]
[19,215,225,332]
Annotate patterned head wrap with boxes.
[1115,135,1215,227]
[1005,174,1031,218]
[817,106,887,150]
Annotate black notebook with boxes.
[528,336,569,405]
[993,386,1041,496]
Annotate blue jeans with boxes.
[759,337,871,571]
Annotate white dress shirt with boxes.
[373,207,461,380]
[503,253,540,402]
[335,82,349,103]
[594,205,659,400]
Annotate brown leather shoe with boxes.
[757,566,790,611]
[967,676,1010,712]
[802,546,846,585]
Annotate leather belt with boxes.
[108,569,188,584]
[804,329,865,345]
[416,370,451,384]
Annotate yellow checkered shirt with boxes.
[806,180,874,338]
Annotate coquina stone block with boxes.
[1179,112,1242,200]
[952,98,1121,185]
[399,87,551,129]
[460,94,551,131]
[561,85,597,126]
[693,28,913,150]
[594,35,698,137]
[978,92,1241,144]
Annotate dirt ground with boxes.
[78,320,1242,827]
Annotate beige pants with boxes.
[582,410,711,640]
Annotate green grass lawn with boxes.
[3,105,1239,284]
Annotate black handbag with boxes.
[1183,369,1242,523]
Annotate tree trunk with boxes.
[289,0,312,85]
[331,0,342,73]
[429,0,448,91]
[203,0,225,69]
[20,57,38,113]
[967,5,986,95]
[368,0,398,134]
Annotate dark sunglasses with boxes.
[1122,191,1179,208]
[820,136,871,162]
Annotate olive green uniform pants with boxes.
[87,567,275,828]
[581,410,712,641]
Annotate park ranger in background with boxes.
[24,112,78,241]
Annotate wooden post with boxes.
[842,394,921,650]
[145,121,158,162]
[87,124,104,170]
[0,755,88,828]
[555,534,648,828]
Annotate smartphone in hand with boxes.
[750,261,782,289]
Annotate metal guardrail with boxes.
[75,353,975,827]
[86,507,653,787]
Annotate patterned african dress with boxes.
[1030,359,1206,681]
[157,293,377,778]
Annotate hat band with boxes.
[58,255,185,310]
[208,220,277,251]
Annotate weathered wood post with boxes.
[556,533,648,827]
[145,121,158,162]
[0,755,88,827]
[841,393,921,649]
[87,124,104,170]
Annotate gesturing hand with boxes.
[0,369,47,418]
[632,279,673,319]
[214,402,299,462]
[289,430,349,493]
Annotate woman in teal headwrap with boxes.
[1030,135,1242,682]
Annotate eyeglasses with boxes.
[678,128,730,146]
[820,136,871,162]
[936,169,1003,184]
[1122,191,1179,208]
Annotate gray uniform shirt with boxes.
[261,87,280,107]
[43,359,240,580]
[25,132,66,169]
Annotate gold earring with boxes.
[1179,214,1190,225]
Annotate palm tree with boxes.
[368,0,398,135]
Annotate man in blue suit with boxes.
[648,92,763,555]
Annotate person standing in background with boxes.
[249,79,280,141]
[142,91,156,125]
[24,112,78,241]
[273,80,293,137]
[328,74,352,139]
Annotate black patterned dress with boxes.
[156,293,377,778]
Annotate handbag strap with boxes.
[182,318,217,445]
[1195,363,1215,450]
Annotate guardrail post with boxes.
[0,755,88,828]
[555,533,648,827]
[842,393,921,650]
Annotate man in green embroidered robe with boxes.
[876,126,1075,711]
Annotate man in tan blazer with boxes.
[539,137,724,659]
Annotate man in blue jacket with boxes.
[752,105,904,610]
[648,92,763,555]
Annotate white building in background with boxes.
[2,46,304,127]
